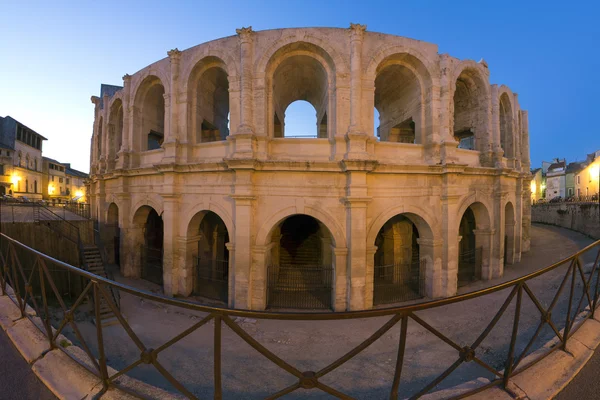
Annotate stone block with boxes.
[6,317,51,364]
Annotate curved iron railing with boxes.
[0,231,599,399]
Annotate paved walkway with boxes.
[0,328,56,400]
[555,345,600,399]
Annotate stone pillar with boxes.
[364,246,377,309]
[115,74,131,169]
[491,84,504,168]
[504,220,516,265]
[416,238,444,298]
[520,111,531,170]
[163,49,181,163]
[474,228,495,280]
[226,243,235,307]
[122,224,143,278]
[251,245,268,310]
[178,235,199,297]
[438,55,459,165]
[333,247,348,311]
[344,163,372,310]
[90,96,101,168]
[344,23,370,160]
[229,164,255,309]
[162,196,179,296]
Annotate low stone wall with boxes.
[532,203,600,239]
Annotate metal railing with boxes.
[267,264,333,310]
[1,232,600,399]
[193,256,228,303]
[373,260,425,305]
[533,193,599,205]
[63,202,91,219]
[458,247,483,287]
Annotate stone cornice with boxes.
[340,159,379,172]
[343,196,372,206]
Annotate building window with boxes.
[66,178,70,184]
[577,176,581,184]
[0,165,3,175]
[34,180,37,193]
[51,176,54,182]
[59,177,63,183]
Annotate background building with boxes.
[64,163,88,202]
[530,168,544,203]
[545,159,566,200]
[42,157,68,204]
[0,115,46,200]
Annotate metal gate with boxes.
[267,265,333,310]
[457,247,482,287]
[141,245,163,285]
[193,256,228,303]
[373,259,425,305]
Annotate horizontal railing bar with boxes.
[1,232,599,321]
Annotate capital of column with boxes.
[334,247,349,256]
[236,26,254,43]
[167,48,181,61]
[348,23,367,41]
[122,73,131,83]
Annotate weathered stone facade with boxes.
[89,26,531,311]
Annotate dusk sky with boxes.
[1,0,598,173]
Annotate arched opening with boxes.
[186,211,230,303]
[499,93,514,159]
[453,69,488,151]
[504,202,516,265]
[374,63,421,143]
[281,100,319,138]
[458,207,481,286]
[25,179,28,193]
[107,203,120,266]
[194,66,229,143]
[267,214,334,309]
[109,99,124,163]
[142,208,163,285]
[34,180,37,194]
[373,214,424,305]
[271,53,329,139]
[134,76,165,152]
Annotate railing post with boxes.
[562,259,578,350]
[592,249,600,319]
[390,314,408,399]
[503,283,523,389]
[214,314,222,400]
[94,283,110,393]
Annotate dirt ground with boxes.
[51,224,597,399]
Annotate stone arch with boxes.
[185,56,230,144]
[180,47,238,88]
[450,61,491,152]
[129,67,171,107]
[370,211,435,305]
[456,200,492,287]
[130,197,164,225]
[108,98,124,164]
[132,75,166,152]
[107,202,119,226]
[131,204,164,285]
[264,42,337,139]
[183,210,231,303]
[265,213,336,310]
[106,202,121,266]
[255,33,349,76]
[180,201,234,239]
[255,205,346,249]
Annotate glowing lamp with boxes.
[530,181,536,194]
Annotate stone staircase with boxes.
[82,245,119,327]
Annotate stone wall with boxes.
[532,203,600,239]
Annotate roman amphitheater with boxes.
[89,25,531,312]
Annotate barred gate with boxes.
[141,245,163,286]
[457,247,482,287]
[373,260,425,305]
[267,265,333,309]
[193,256,228,303]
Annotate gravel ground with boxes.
[50,224,597,399]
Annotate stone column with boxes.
[333,247,349,311]
[343,162,373,310]
[504,220,516,265]
[515,178,525,260]
[491,84,504,168]
[344,23,370,160]
[121,221,143,279]
[179,235,199,297]
[364,245,377,309]
[228,163,255,308]
[116,74,132,169]
[90,96,101,169]
[474,228,495,280]
[251,245,268,310]
[520,111,530,170]
[416,238,444,298]
[226,243,235,307]
[163,49,181,163]
[438,55,459,165]
[162,195,179,296]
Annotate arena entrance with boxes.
[142,209,163,285]
[373,215,424,305]
[457,207,482,287]
[192,211,229,303]
[267,215,333,310]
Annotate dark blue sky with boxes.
[1,0,598,171]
